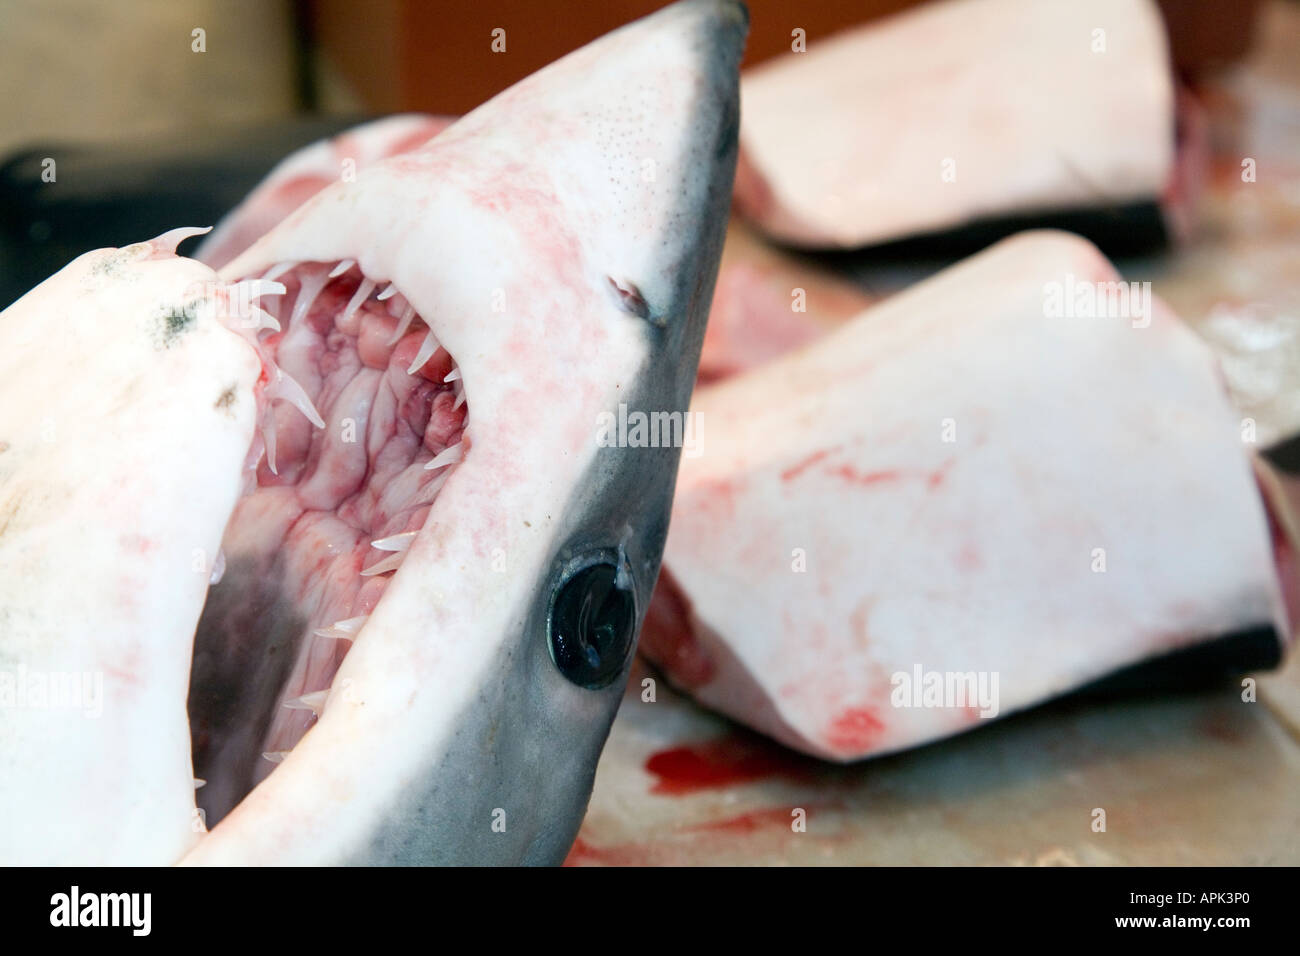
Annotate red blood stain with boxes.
[644,731,815,795]
[567,803,841,864]
[781,448,835,483]
[681,806,803,835]
[824,707,885,754]
[103,643,143,691]
[563,836,649,867]
[819,459,955,490]
[692,475,739,520]
[639,569,715,688]
[927,458,955,489]
[122,534,158,555]
[831,465,900,486]
[849,598,874,646]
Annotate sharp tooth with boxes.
[328,259,356,279]
[262,751,291,764]
[361,552,405,576]
[254,308,282,333]
[343,278,377,325]
[263,261,295,283]
[453,383,466,411]
[416,470,451,504]
[193,778,207,790]
[387,303,417,346]
[444,367,462,383]
[261,411,279,476]
[386,293,409,319]
[376,282,398,301]
[313,615,369,639]
[372,531,418,552]
[423,441,463,471]
[290,269,329,327]
[149,225,211,254]
[238,279,286,300]
[267,367,326,428]
[209,549,226,585]
[408,330,440,375]
[283,690,329,715]
[223,280,286,331]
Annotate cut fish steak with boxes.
[734,0,1180,248]
[642,230,1297,760]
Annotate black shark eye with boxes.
[548,558,636,689]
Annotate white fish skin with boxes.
[645,230,1289,761]
[0,232,264,864]
[735,0,1174,247]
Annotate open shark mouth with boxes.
[188,259,468,825]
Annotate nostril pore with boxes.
[607,276,654,323]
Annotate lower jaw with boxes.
[189,259,466,825]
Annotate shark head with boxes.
[0,0,746,865]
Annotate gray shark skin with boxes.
[0,0,746,866]
[337,6,747,867]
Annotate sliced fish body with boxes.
[699,218,874,382]
[735,0,1176,247]
[644,230,1291,760]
